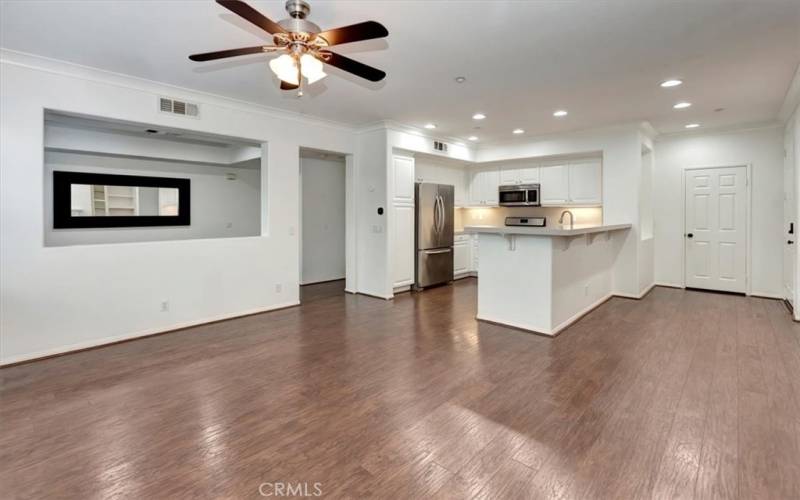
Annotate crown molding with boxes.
[475,121,645,149]
[355,120,477,152]
[779,62,800,123]
[0,48,356,133]
[654,119,783,141]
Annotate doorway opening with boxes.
[299,148,347,303]
[683,165,750,294]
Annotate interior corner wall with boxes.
[476,124,644,297]
[0,53,355,365]
[653,125,785,296]
[354,128,390,298]
[300,156,346,285]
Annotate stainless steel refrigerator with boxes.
[415,182,454,289]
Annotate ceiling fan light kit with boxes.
[189,0,388,96]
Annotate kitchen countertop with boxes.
[463,223,631,236]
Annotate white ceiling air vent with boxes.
[433,140,448,153]
[159,97,200,118]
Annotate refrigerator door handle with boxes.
[439,194,446,233]
[437,195,445,233]
[425,248,451,254]
[432,195,440,234]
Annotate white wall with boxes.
[354,128,390,298]
[44,151,261,246]
[653,125,785,297]
[300,156,346,284]
[0,50,354,365]
[45,123,261,165]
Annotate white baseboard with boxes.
[614,282,656,300]
[477,293,614,337]
[0,301,300,367]
[551,293,614,334]
[655,281,685,289]
[749,291,786,300]
[476,314,554,336]
[300,276,345,286]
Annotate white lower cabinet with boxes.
[454,235,471,277]
[392,203,415,288]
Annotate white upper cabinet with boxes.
[539,159,602,206]
[519,167,540,184]
[415,161,468,207]
[393,155,415,204]
[499,167,518,185]
[499,164,539,185]
[540,164,569,205]
[567,160,602,205]
[469,167,499,206]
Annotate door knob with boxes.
[687,233,694,238]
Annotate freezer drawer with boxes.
[416,247,454,288]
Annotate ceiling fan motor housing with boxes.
[278,0,321,39]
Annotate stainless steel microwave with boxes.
[499,183,540,206]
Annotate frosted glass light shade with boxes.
[269,54,299,85]
[300,54,326,84]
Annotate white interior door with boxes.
[784,123,796,305]
[684,166,747,293]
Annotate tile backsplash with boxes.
[455,206,603,232]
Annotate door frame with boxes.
[681,164,752,295]
[297,150,355,293]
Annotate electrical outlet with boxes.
[584,283,589,296]
[289,226,295,236]
[275,283,282,293]
[160,300,169,312]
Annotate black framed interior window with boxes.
[53,171,190,229]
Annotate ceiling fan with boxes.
[189,0,388,95]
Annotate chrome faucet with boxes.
[559,210,574,229]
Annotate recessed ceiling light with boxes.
[673,102,692,109]
[424,123,436,129]
[468,136,478,141]
[553,110,568,117]
[472,113,486,120]
[660,79,683,88]
[512,128,525,135]
[685,123,700,129]
[455,76,466,83]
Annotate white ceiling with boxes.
[2,0,799,142]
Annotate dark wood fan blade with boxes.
[316,21,388,46]
[317,51,386,82]
[189,46,265,61]
[216,0,286,35]
[280,80,299,91]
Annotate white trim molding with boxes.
[0,301,300,367]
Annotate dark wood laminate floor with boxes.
[3,280,800,499]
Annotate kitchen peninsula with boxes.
[466,223,631,336]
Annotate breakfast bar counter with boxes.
[464,223,631,336]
